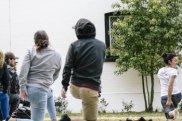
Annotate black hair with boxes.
[34,30,49,51]
[162,53,177,65]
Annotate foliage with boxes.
[111,0,182,112]
[111,0,182,75]
[99,98,109,113]
[55,96,68,113]
[122,100,134,112]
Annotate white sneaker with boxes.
[176,109,180,119]
[168,109,178,119]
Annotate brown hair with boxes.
[0,50,4,69]
[34,30,49,51]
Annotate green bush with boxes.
[122,100,134,112]
[99,98,109,113]
[55,97,68,113]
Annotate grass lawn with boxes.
[44,112,182,121]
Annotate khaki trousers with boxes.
[70,84,99,121]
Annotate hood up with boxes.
[73,18,96,39]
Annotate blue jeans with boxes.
[47,89,56,120]
[27,86,48,121]
[0,92,9,120]
[161,92,181,119]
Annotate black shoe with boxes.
[138,117,146,121]
[126,118,133,121]
[59,114,71,121]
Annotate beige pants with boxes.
[70,84,99,121]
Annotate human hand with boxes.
[166,99,172,108]
[61,88,67,98]
[20,90,28,101]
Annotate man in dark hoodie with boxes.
[61,18,106,121]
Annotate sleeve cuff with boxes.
[20,85,27,92]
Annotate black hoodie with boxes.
[62,18,106,92]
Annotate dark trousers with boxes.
[9,93,20,116]
[161,92,181,119]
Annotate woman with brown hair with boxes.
[0,50,10,121]
[19,30,61,121]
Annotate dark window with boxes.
[105,12,124,62]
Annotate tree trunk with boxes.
[142,73,147,111]
[148,73,154,112]
[145,76,150,106]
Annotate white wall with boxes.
[0,0,117,60]
[100,62,161,112]
[0,0,182,113]
[63,63,182,113]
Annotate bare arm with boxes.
[166,75,176,107]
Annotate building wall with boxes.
[99,62,161,112]
[59,62,182,113]
[0,0,181,113]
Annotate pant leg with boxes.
[69,84,81,99]
[0,92,9,120]
[171,92,181,108]
[9,93,20,116]
[70,84,98,121]
[47,89,56,120]
[161,93,181,119]
[27,86,48,121]
[80,88,99,121]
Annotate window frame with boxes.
[104,12,122,62]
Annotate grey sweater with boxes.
[19,46,61,91]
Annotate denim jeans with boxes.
[47,89,56,120]
[27,86,48,121]
[0,92,9,120]
[161,92,181,119]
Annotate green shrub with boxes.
[55,97,68,113]
[99,98,109,113]
[122,100,134,112]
